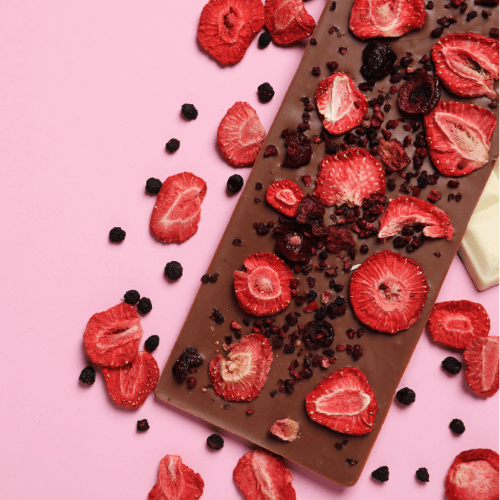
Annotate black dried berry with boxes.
[396,387,415,405]
[442,356,462,375]
[303,320,335,350]
[227,174,244,194]
[145,177,163,195]
[371,466,389,482]
[281,129,312,168]
[258,82,275,103]
[137,419,150,432]
[79,366,96,385]
[181,103,198,120]
[361,42,397,81]
[124,290,140,305]
[210,307,224,324]
[145,335,160,352]
[416,467,429,482]
[207,434,224,450]
[109,227,126,243]
[164,261,183,281]
[172,347,203,382]
[258,31,272,49]
[398,73,441,114]
[165,138,180,153]
[137,297,152,314]
[450,419,465,435]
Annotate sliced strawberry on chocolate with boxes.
[102,351,159,409]
[432,33,499,100]
[233,449,296,500]
[264,0,316,45]
[424,101,496,177]
[378,139,411,172]
[234,252,293,317]
[209,333,273,401]
[150,172,207,243]
[83,302,143,367]
[315,73,368,135]
[350,250,429,334]
[197,0,264,66]
[349,0,426,39]
[270,418,300,442]
[464,336,499,398]
[305,367,378,435]
[314,148,385,207]
[379,196,454,241]
[266,180,304,217]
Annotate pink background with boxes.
[0,1,498,498]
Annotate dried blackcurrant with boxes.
[281,129,312,168]
[397,74,441,114]
[360,42,397,82]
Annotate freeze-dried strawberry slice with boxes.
[378,196,454,241]
[150,172,207,243]
[464,336,499,398]
[314,148,385,207]
[424,101,496,177]
[149,454,204,500]
[270,418,300,442]
[209,333,273,401]
[428,300,491,349]
[432,33,499,100]
[378,139,411,172]
[234,252,293,317]
[266,180,304,217]
[264,0,316,45]
[233,449,296,500]
[103,351,159,409]
[445,449,499,500]
[350,250,429,334]
[218,102,266,167]
[305,367,378,435]
[315,73,368,135]
[83,302,143,367]
[197,0,264,66]
[349,0,426,39]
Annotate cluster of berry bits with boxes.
[172,347,203,388]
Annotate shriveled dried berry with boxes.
[109,227,126,243]
[275,232,313,262]
[137,297,152,314]
[396,387,416,405]
[281,129,312,168]
[207,434,224,450]
[181,103,198,120]
[361,42,397,81]
[137,419,150,432]
[227,174,244,194]
[172,347,203,382]
[146,178,163,195]
[398,73,441,114]
[124,290,140,305]
[442,356,462,375]
[303,320,335,349]
[79,366,96,385]
[416,467,429,482]
[263,145,278,157]
[165,138,180,153]
[258,31,272,49]
[145,335,160,352]
[258,82,275,103]
[372,466,389,482]
[164,261,183,281]
[210,307,224,324]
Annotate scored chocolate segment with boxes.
[155,0,499,488]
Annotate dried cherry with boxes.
[360,42,397,82]
[303,320,335,350]
[281,129,312,168]
[398,73,441,114]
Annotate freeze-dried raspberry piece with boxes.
[464,336,499,398]
[378,139,411,172]
[266,180,304,217]
[270,418,300,442]
[281,129,312,168]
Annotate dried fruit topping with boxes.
[109,227,126,243]
[79,366,96,385]
[270,418,300,442]
[275,232,313,262]
[396,386,416,405]
[281,129,312,168]
[442,356,462,375]
[146,178,163,195]
[124,290,140,305]
[416,467,429,482]
[165,138,180,153]
[164,261,183,281]
[258,82,275,103]
[295,194,325,224]
[181,103,198,120]
[378,139,411,172]
[172,347,203,383]
[303,320,335,350]
[325,226,354,254]
[266,180,304,217]
[397,73,441,114]
[227,174,244,194]
[464,336,499,397]
[372,466,389,482]
[361,42,397,81]
[449,418,465,435]
[137,419,150,432]
[207,434,224,450]
[145,335,160,352]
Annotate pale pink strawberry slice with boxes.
[234,252,293,317]
[315,73,368,135]
[314,148,385,207]
[150,172,207,243]
[83,302,143,367]
[424,101,496,177]
[350,250,429,334]
[217,102,266,167]
[305,367,378,435]
[266,180,304,217]
[464,336,499,398]
[209,333,273,401]
[233,449,296,500]
[432,33,499,100]
[378,196,454,240]
[102,351,159,409]
[270,418,300,442]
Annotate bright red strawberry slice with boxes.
[209,333,273,401]
[427,300,491,349]
[445,449,499,500]
[350,250,429,334]
[233,449,296,500]
[464,336,499,398]
[102,351,159,409]
[197,0,264,66]
[432,33,499,100]
[264,0,316,45]
[424,101,496,177]
[378,196,455,240]
[150,172,207,243]
[217,101,266,167]
[234,252,293,317]
[83,303,143,367]
[266,180,304,217]
[314,148,385,207]
[315,73,368,135]
[349,0,426,39]
[149,454,204,500]
[305,367,378,435]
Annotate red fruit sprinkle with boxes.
[464,336,499,398]
[265,0,316,45]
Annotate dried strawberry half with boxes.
[150,172,207,243]
[197,0,264,66]
[270,418,300,442]
[314,148,385,207]
[464,336,499,398]
[445,448,499,500]
[264,0,316,45]
[217,102,266,167]
[315,73,368,135]
[149,454,204,500]
[349,0,426,39]
[424,101,496,177]
[83,302,143,367]
[350,250,429,334]
[378,139,411,172]
[209,333,273,401]
[397,73,441,115]
[234,252,293,316]
[432,33,499,100]
[266,180,304,217]
[102,351,159,409]
[305,367,378,435]
[379,196,454,240]
[233,449,296,500]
